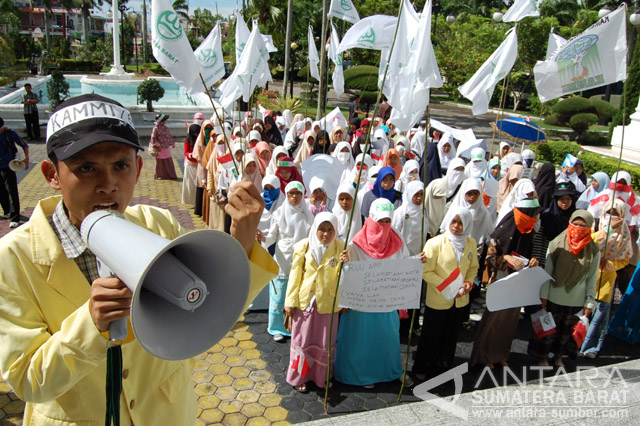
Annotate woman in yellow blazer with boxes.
[413,206,478,380]
[284,212,344,392]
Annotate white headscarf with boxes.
[308,211,339,265]
[283,109,294,127]
[464,147,487,180]
[397,160,420,192]
[437,133,457,170]
[333,141,355,171]
[504,152,523,172]
[496,178,537,225]
[443,178,494,245]
[499,141,511,158]
[239,152,263,192]
[294,130,316,166]
[341,153,372,188]
[332,183,362,241]
[267,146,288,176]
[425,177,449,236]
[259,174,284,232]
[444,206,472,263]
[446,157,467,197]
[392,180,427,255]
[370,198,395,221]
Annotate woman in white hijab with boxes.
[267,146,289,176]
[465,148,487,180]
[332,141,355,173]
[263,181,314,342]
[394,159,420,193]
[258,174,285,236]
[283,109,294,128]
[340,153,372,192]
[496,178,537,225]
[425,177,449,238]
[332,183,362,242]
[294,130,316,168]
[392,180,428,256]
[446,158,467,200]
[236,152,263,192]
[437,133,457,173]
[442,178,494,247]
[413,206,477,380]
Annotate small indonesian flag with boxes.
[217,152,238,178]
[437,267,464,301]
[407,151,417,160]
[371,150,383,163]
[290,346,314,377]
[258,101,267,117]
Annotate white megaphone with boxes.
[80,210,250,360]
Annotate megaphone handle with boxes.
[96,259,129,342]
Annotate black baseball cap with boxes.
[46,94,141,161]
[554,181,576,197]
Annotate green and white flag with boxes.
[218,25,272,108]
[503,0,539,23]
[329,22,344,95]
[151,0,201,94]
[534,7,627,102]
[458,27,518,115]
[387,0,442,130]
[337,15,397,53]
[195,23,225,88]
[235,10,250,64]
[329,0,360,24]
[308,25,320,81]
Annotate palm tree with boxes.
[172,0,189,22]
[245,0,284,42]
[77,0,104,45]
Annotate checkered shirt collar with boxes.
[51,200,87,259]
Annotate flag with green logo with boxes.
[235,11,250,64]
[329,22,344,95]
[195,23,225,88]
[545,28,567,60]
[503,0,539,22]
[337,15,397,53]
[151,0,201,94]
[458,27,518,115]
[534,7,627,102]
[308,25,320,82]
[218,25,272,108]
[329,0,360,24]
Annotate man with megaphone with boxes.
[0,94,278,426]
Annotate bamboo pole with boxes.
[489,76,510,158]
[323,0,408,413]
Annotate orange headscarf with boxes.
[513,207,537,234]
[382,148,402,181]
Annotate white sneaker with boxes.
[273,334,284,342]
[584,352,597,359]
[9,221,19,228]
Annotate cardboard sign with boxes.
[338,258,422,312]
[486,266,553,312]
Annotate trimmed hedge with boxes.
[57,59,102,72]
[591,98,616,119]
[569,113,598,135]
[343,65,379,92]
[534,140,640,190]
[142,63,169,75]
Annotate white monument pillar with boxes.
[104,0,130,79]
[611,97,640,153]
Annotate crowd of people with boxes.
[179,103,640,392]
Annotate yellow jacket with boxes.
[0,196,277,425]
[422,234,479,310]
[285,238,344,314]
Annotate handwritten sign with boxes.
[338,258,422,312]
[486,266,553,312]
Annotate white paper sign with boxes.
[339,258,422,312]
[486,266,553,312]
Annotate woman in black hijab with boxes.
[418,142,443,187]
[264,115,283,146]
[534,163,557,211]
[313,130,331,154]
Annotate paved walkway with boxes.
[0,104,639,425]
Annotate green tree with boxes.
[47,70,70,110]
[137,78,165,111]
[172,0,189,21]
[77,0,104,45]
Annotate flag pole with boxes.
[199,73,240,174]
[489,76,509,158]
[323,0,407,413]
[397,103,430,402]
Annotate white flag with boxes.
[261,34,278,52]
[534,7,627,102]
[337,15,397,53]
[503,0,539,22]
[235,10,250,64]
[458,28,518,115]
[381,0,419,109]
[195,23,225,88]
[329,0,360,24]
[151,0,201,95]
[545,29,567,60]
[218,25,272,108]
[387,0,442,130]
[308,25,320,81]
[329,22,344,95]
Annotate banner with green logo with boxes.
[329,22,344,95]
[329,0,360,24]
[534,6,627,103]
[195,23,225,88]
[151,0,201,94]
[337,15,397,53]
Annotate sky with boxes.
[96,0,238,19]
